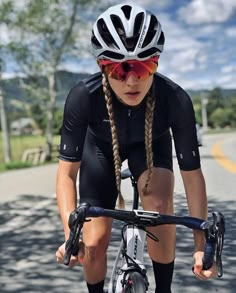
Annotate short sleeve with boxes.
[170,87,201,171]
[59,82,90,162]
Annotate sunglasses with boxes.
[98,56,159,81]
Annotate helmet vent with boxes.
[142,15,157,48]
[99,51,125,60]
[138,47,159,59]
[97,18,119,49]
[91,30,102,49]
[121,5,132,20]
[134,12,144,36]
[111,15,125,37]
[158,31,165,46]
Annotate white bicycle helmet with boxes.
[91,3,165,61]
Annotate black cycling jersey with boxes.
[60,72,200,171]
[59,72,200,208]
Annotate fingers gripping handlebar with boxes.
[202,212,225,277]
[64,203,90,265]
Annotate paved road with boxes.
[0,132,235,292]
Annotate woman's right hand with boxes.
[56,241,85,267]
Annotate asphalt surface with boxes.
[0,132,235,292]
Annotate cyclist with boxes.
[56,3,216,292]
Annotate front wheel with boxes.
[123,271,147,293]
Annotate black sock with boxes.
[86,280,104,293]
[152,260,174,293]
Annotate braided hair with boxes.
[102,74,155,207]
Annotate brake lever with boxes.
[64,203,91,265]
[214,212,225,277]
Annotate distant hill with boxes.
[1,71,236,112]
[187,88,236,101]
[1,71,90,111]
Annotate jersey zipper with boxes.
[127,108,131,143]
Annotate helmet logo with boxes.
[138,25,147,48]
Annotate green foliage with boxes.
[209,108,232,128]
[193,103,202,124]
[1,161,33,172]
[54,109,64,135]
[29,103,47,132]
[192,88,236,129]
[206,88,225,117]
[228,96,236,127]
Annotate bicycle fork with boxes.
[108,225,148,293]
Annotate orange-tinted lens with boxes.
[100,57,158,81]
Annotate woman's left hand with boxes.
[192,251,217,280]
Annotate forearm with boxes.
[56,161,80,240]
[57,177,77,239]
[181,168,208,251]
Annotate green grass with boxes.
[0,133,60,172]
[0,161,33,172]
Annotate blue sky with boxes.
[66,0,236,90]
[1,0,236,90]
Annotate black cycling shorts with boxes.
[79,129,173,209]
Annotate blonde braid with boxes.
[143,93,156,195]
[102,74,125,209]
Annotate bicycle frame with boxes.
[108,170,148,292]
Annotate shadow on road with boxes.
[0,194,235,292]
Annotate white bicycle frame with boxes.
[107,220,148,293]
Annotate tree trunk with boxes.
[45,72,56,161]
[0,88,11,163]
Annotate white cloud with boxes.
[221,65,235,74]
[155,13,206,76]
[218,74,235,88]
[169,49,199,73]
[113,0,173,10]
[166,73,214,90]
[178,0,236,25]
[225,26,236,38]
[134,0,173,9]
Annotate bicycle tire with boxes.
[123,271,147,293]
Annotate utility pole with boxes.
[201,92,208,133]
[0,60,11,163]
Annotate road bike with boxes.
[64,168,225,292]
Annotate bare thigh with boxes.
[138,167,174,212]
[138,167,176,263]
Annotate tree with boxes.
[54,109,64,135]
[228,96,236,127]
[193,103,202,125]
[0,58,11,163]
[206,87,225,127]
[210,108,231,128]
[1,0,109,160]
[30,103,46,133]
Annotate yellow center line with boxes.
[211,139,236,174]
